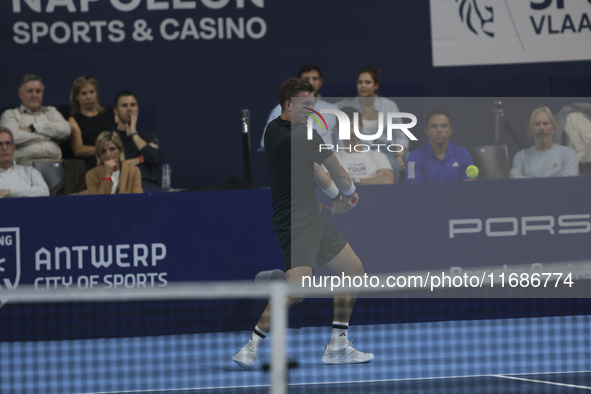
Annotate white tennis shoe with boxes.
[232,346,257,370]
[321,340,374,365]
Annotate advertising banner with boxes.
[2,0,267,48]
[430,0,591,66]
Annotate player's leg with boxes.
[253,265,313,332]
[321,242,374,364]
[232,265,313,370]
[326,242,363,322]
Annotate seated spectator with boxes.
[326,107,394,185]
[0,127,49,197]
[510,107,578,178]
[68,76,114,172]
[261,64,337,151]
[86,131,142,194]
[0,75,71,166]
[553,102,591,175]
[336,67,407,182]
[112,91,164,193]
[406,110,474,183]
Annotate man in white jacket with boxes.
[0,75,71,166]
[0,127,49,198]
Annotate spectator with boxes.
[510,107,578,178]
[0,127,49,197]
[0,74,71,166]
[553,103,591,175]
[68,76,114,172]
[327,107,394,185]
[86,131,142,194]
[406,110,474,183]
[336,67,407,182]
[112,91,164,193]
[260,64,337,150]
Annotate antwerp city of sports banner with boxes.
[430,0,591,67]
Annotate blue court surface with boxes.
[2,315,590,393]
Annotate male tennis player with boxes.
[233,78,374,370]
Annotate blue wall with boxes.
[2,177,589,289]
[1,177,590,339]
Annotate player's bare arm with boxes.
[314,162,348,214]
[322,154,359,208]
[313,162,333,190]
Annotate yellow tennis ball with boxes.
[466,165,479,178]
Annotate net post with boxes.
[269,281,288,394]
[241,108,253,188]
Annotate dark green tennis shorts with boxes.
[273,217,347,272]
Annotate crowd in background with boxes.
[0,66,588,198]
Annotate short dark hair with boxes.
[357,67,381,87]
[19,74,44,90]
[426,110,452,126]
[113,90,138,107]
[297,64,322,78]
[278,78,315,110]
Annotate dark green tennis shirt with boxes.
[264,117,333,231]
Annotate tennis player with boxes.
[233,78,374,370]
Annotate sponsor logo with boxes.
[433,0,591,66]
[449,214,591,238]
[33,242,169,290]
[456,0,494,37]
[0,228,20,290]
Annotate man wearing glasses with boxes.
[0,127,49,197]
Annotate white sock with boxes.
[246,325,267,350]
[328,321,349,350]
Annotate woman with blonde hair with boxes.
[86,131,142,194]
[68,76,114,171]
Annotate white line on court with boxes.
[83,371,591,393]
[492,374,591,390]
[80,383,271,394]
[285,370,591,388]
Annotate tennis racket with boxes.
[317,201,334,219]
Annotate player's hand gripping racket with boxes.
[344,194,358,210]
[317,201,334,219]
[318,193,359,218]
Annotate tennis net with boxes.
[2,276,591,394]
